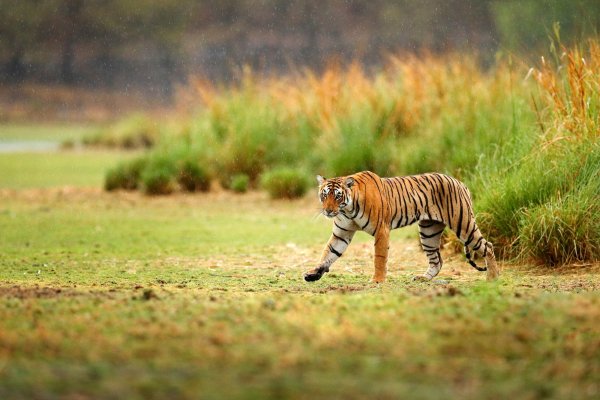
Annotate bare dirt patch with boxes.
[0,285,72,299]
[0,285,119,300]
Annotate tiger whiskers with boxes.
[312,210,325,220]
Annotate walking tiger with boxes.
[304,171,499,283]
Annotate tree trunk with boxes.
[60,0,83,84]
[6,47,26,82]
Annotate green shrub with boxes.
[177,159,210,192]
[210,91,288,185]
[104,158,146,191]
[518,192,600,265]
[261,168,309,199]
[141,156,178,195]
[230,174,250,193]
[475,137,600,261]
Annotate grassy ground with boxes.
[1,131,599,399]
[0,123,131,189]
[0,152,137,189]
[1,186,599,399]
[0,123,99,142]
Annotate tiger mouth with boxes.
[323,211,339,218]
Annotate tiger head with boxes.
[316,175,355,218]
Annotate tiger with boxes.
[304,171,499,283]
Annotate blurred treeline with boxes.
[1,0,598,96]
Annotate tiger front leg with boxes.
[304,229,355,282]
[372,227,390,283]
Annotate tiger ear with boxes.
[316,175,325,185]
[345,177,355,188]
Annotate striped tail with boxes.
[465,246,487,272]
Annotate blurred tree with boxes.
[491,0,600,54]
[1,0,194,86]
[0,0,57,81]
[59,0,84,83]
[78,0,195,91]
[130,0,195,95]
[0,0,598,91]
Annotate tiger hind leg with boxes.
[414,220,446,281]
[464,228,500,281]
[480,240,499,281]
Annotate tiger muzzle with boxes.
[324,209,338,218]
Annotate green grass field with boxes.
[0,123,133,189]
[0,123,100,142]
[0,151,137,189]
[1,148,599,399]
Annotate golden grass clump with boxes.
[532,40,600,140]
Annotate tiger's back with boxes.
[383,173,477,235]
[346,172,474,233]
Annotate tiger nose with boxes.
[325,208,334,214]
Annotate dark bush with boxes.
[177,159,210,192]
[104,158,146,191]
[230,174,250,193]
[141,156,178,195]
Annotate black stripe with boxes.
[413,186,425,210]
[350,192,359,217]
[361,218,371,230]
[446,176,456,225]
[358,195,367,219]
[364,172,386,224]
[422,175,434,210]
[409,193,419,224]
[328,244,342,258]
[395,178,408,228]
[419,229,445,239]
[401,178,412,226]
[332,232,349,245]
[334,222,349,232]
[432,174,446,208]
[464,228,476,247]
[472,236,484,251]
[456,197,464,239]
[388,180,399,227]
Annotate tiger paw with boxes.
[304,266,328,282]
[371,276,386,284]
[486,270,500,281]
[304,271,323,282]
